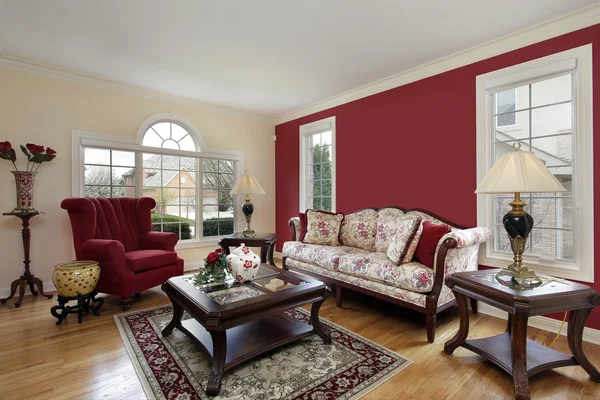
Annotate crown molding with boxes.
[0,55,277,125]
[275,3,600,125]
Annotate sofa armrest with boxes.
[442,227,492,249]
[80,239,126,261]
[139,231,178,251]
[288,217,301,241]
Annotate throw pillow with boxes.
[298,212,307,241]
[414,221,452,268]
[386,217,421,265]
[303,209,344,246]
[339,209,378,251]
[374,208,406,252]
[403,220,424,263]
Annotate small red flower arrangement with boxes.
[194,248,232,284]
[0,141,57,171]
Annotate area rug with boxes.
[115,305,412,400]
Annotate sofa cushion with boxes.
[415,221,452,268]
[282,241,368,270]
[386,217,421,265]
[338,252,434,293]
[374,208,406,252]
[404,220,423,263]
[298,212,307,241]
[339,209,378,251]
[125,249,178,273]
[303,209,344,246]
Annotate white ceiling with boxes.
[0,0,597,118]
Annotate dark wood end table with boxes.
[161,264,331,396]
[0,211,53,307]
[219,232,279,266]
[444,269,600,400]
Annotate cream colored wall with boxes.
[0,67,275,294]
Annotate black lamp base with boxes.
[241,197,255,237]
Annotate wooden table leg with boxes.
[206,330,227,396]
[568,307,600,382]
[444,292,470,355]
[267,241,276,266]
[511,313,530,400]
[311,299,332,344]
[0,278,21,305]
[15,278,27,307]
[161,295,184,337]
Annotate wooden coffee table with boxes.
[444,270,600,400]
[161,264,331,396]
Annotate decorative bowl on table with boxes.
[52,261,100,297]
[226,243,260,282]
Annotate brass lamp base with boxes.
[242,228,256,238]
[241,195,256,238]
[495,267,543,290]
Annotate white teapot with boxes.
[226,243,260,282]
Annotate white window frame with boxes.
[495,87,517,128]
[476,44,594,282]
[72,117,244,250]
[299,116,336,213]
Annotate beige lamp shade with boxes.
[475,150,566,194]
[230,173,266,195]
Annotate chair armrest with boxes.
[289,217,301,241]
[80,239,126,261]
[139,231,178,252]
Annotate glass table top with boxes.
[186,268,309,305]
[472,272,570,289]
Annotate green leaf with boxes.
[30,154,45,163]
[20,145,30,158]
[8,148,16,162]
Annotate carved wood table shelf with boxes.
[0,211,53,307]
[444,269,600,400]
[219,232,279,266]
[161,264,331,396]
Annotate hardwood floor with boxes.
[1,282,599,399]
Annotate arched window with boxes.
[76,113,241,246]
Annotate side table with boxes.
[444,269,600,400]
[218,233,279,266]
[0,211,53,307]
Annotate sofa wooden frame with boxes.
[282,206,477,343]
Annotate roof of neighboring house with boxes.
[123,155,197,187]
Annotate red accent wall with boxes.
[275,25,600,329]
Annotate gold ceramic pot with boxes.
[52,261,100,297]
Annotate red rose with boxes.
[26,143,44,154]
[46,147,56,155]
[0,141,12,151]
[215,248,224,254]
[205,251,220,265]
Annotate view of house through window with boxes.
[493,73,573,261]
[82,119,237,241]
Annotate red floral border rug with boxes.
[115,306,412,399]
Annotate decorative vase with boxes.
[226,243,260,282]
[12,171,37,212]
[52,261,100,297]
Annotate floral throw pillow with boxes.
[303,210,344,246]
[374,208,406,252]
[339,209,378,251]
[386,217,421,265]
[403,220,423,263]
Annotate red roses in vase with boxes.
[0,141,57,172]
[194,248,233,284]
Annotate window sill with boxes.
[176,238,226,250]
[479,253,594,283]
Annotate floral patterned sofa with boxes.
[282,207,491,342]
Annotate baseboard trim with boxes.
[0,281,57,299]
[478,303,600,345]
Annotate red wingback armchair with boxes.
[61,197,184,310]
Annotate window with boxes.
[495,88,516,127]
[476,45,593,282]
[299,116,336,212]
[73,114,243,248]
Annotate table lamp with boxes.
[230,171,265,237]
[475,143,566,289]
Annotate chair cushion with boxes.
[339,209,378,251]
[125,249,178,273]
[338,252,434,293]
[282,241,369,270]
